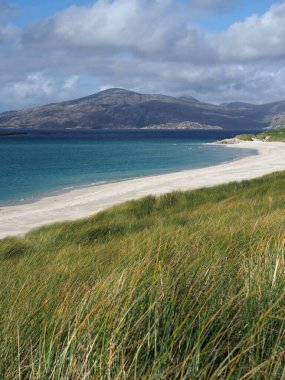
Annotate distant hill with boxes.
[178,95,200,103]
[220,102,257,110]
[1,88,285,130]
[269,112,285,129]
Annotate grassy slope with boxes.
[236,127,285,142]
[1,173,285,379]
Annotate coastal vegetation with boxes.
[1,172,285,378]
[236,127,285,142]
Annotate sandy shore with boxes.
[1,141,285,239]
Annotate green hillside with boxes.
[236,127,285,142]
[1,172,285,379]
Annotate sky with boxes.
[0,0,285,111]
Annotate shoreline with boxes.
[1,141,284,239]
[0,142,256,208]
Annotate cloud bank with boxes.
[0,0,285,110]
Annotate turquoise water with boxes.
[0,130,257,204]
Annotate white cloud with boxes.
[0,0,19,47]
[0,0,16,26]
[22,0,285,65]
[63,75,80,90]
[23,0,211,61]
[1,0,285,110]
[0,73,81,109]
[216,3,285,62]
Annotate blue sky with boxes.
[10,0,91,26]
[0,0,285,110]
[197,0,282,31]
[11,0,279,29]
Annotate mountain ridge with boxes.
[1,88,285,130]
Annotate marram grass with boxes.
[1,172,285,379]
[236,127,285,142]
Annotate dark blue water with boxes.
[0,129,258,204]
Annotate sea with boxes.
[0,129,259,204]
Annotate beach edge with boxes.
[1,141,284,239]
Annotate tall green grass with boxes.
[236,128,285,142]
[1,172,285,379]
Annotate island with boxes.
[0,131,28,137]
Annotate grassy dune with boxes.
[1,172,285,379]
[236,128,285,142]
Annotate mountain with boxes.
[220,102,257,110]
[179,95,200,103]
[1,88,285,130]
[268,112,285,129]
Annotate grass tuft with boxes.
[0,237,30,260]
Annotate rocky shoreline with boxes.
[216,138,241,144]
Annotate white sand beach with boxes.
[1,141,285,239]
